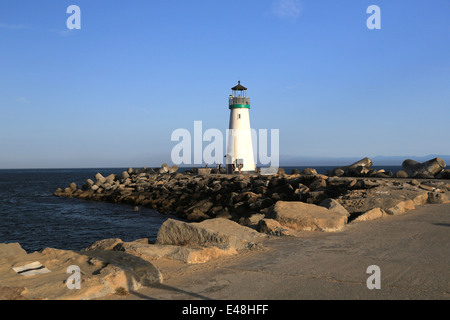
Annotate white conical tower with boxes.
[226,81,256,173]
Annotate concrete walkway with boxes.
[109,203,450,300]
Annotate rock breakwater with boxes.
[54,159,450,223]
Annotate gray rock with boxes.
[257,218,294,236]
[302,168,317,175]
[161,163,169,173]
[319,198,350,217]
[69,182,77,192]
[197,168,211,176]
[113,241,237,264]
[240,213,265,227]
[332,168,345,177]
[395,170,409,178]
[121,171,130,180]
[427,192,450,204]
[348,166,370,177]
[156,218,264,251]
[362,180,380,189]
[402,158,446,178]
[439,169,450,179]
[95,173,106,184]
[294,184,310,201]
[415,173,435,179]
[64,187,73,194]
[332,158,373,177]
[272,201,348,232]
[352,208,386,222]
[309,178,327,191]
[157,168,166,174]
[384,200,415,216]
[104,174,116,184]
[84,238,123,251]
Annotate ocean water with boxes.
[0,165,442,253]
[0,169,170,253]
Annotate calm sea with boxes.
[0,165,419,253]
[0,168,170,253]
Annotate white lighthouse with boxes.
[226,81,256,173]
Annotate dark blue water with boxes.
[0,169,170,253]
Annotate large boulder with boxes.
[94,173,106,184]
[331,158,373,177]
[156,218,264,251]
[104,174,116,184]
[113,241,237,264]
[161,163,170,173]
[271,201,348,232]
[121,171,130,180]
[402,158,446,178]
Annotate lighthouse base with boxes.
[226,163,257,174]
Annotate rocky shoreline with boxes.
[1,157,450,300]
[53,157,450,223]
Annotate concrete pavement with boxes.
[115,203,450,300]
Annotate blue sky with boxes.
[0,0,449,168]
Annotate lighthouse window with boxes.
[238,114,241,119]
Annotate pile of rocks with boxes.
[54,164,363,222]
[328,158,393,178]
[328,157,449,180]
[398,157,449,179]
[55,160,450,224]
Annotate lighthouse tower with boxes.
[226,81,256,173]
